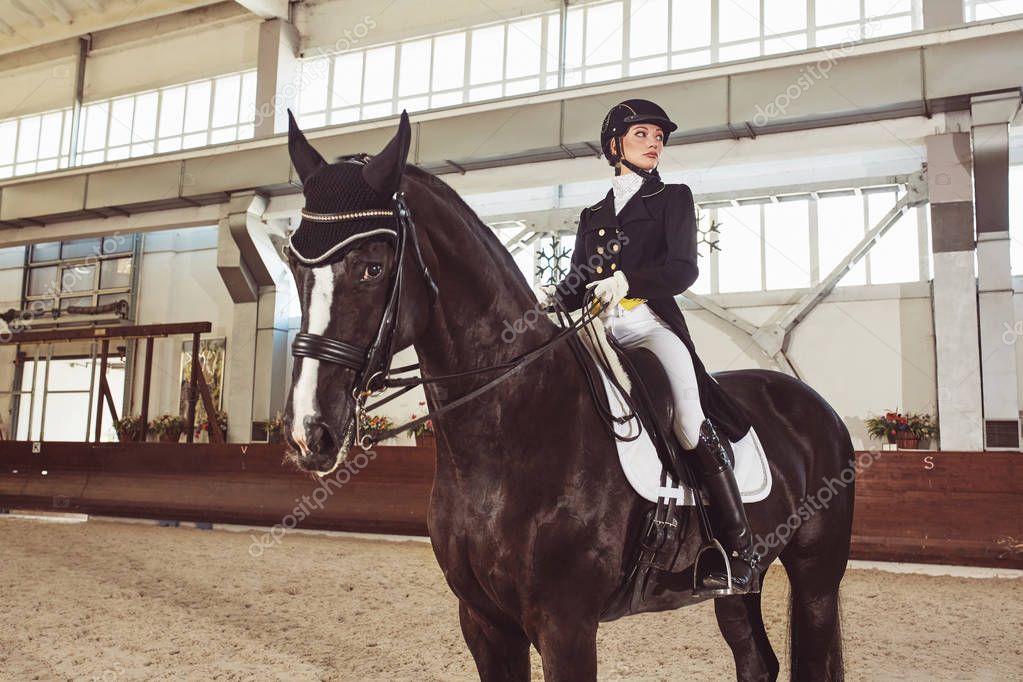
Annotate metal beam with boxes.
[0,321,212,345]
[68,36,89,168]
[234,0,288,20]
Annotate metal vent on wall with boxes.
[985,420,1021,449]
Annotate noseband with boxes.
[289,190,439,399]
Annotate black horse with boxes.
[282,110,854,681]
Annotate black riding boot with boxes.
[689,418,762,595]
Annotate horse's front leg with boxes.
[459,600,532,682]
[534,616,599,682]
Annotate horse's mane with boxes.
[402,164,533,294]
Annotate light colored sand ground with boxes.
[1,516,1020,681]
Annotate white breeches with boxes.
[601,302,705,449]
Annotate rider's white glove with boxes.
[533,283,557,309]
[585,270,630,309]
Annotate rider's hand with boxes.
[585,270,630,309]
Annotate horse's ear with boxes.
[362,109,411,198]
[288,109,326,185]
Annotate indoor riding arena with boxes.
[1,1,1022,681]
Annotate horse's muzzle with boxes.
[285,417,346,474]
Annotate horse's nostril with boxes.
[306,419,337,456]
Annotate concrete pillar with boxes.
[252,218,292,427]
[922,0,963,29]
[217,194,290,441]
[971,92,1022,449]
[926,131,984,451]
[254,18,301,138]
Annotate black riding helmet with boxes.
[600,99,678,178]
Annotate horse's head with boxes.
[282,109,435,475]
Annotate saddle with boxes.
[573,328,739,618]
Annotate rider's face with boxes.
[614,124,664,172]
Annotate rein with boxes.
[290,189,644,453]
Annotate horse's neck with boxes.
[409,224,566,476]
[412,267,555,403]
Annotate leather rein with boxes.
[289,189,643,452]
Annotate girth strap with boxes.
[292,332,366,371]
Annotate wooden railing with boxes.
[1,443,1020,568]
[0,441,434,535]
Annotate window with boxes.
[75,71,257,165]
[818,192,867,287]
[717,204,763,293]
[0,108,73,178]
[964,0,1023,21]
[764,200,811,290]
[297,12,560,129]
[24,235,136,313]
[13,355,125,442]
[866,189,919,284]
[293,1,922,129]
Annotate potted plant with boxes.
[196,409,229,442]
[907,412,938,450]
[150,414,186,443]
[865,410,918,449]
[410,401,435,449]
[265,411,286,444]
[114,414,145,442]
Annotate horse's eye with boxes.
[362,263,384,281]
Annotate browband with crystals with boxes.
[288,206,399,265]
[300,208,395,222]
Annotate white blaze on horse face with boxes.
[292,265,335,447]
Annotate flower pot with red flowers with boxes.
[866,410,937,449]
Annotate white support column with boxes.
[971,92,1022,448]
[254,18,301,138]
[252,218,292,430]
[217,193,290,441]
[927,132,984,451]
[921,0,964,29]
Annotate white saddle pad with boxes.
[594,360,773,505]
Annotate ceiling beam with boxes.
[10,0,44,28]
[36,0,74,25]
[233,0,288,20]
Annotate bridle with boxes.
[289,189,439,448]
[290,191,436,396]
[288,184,641,458]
